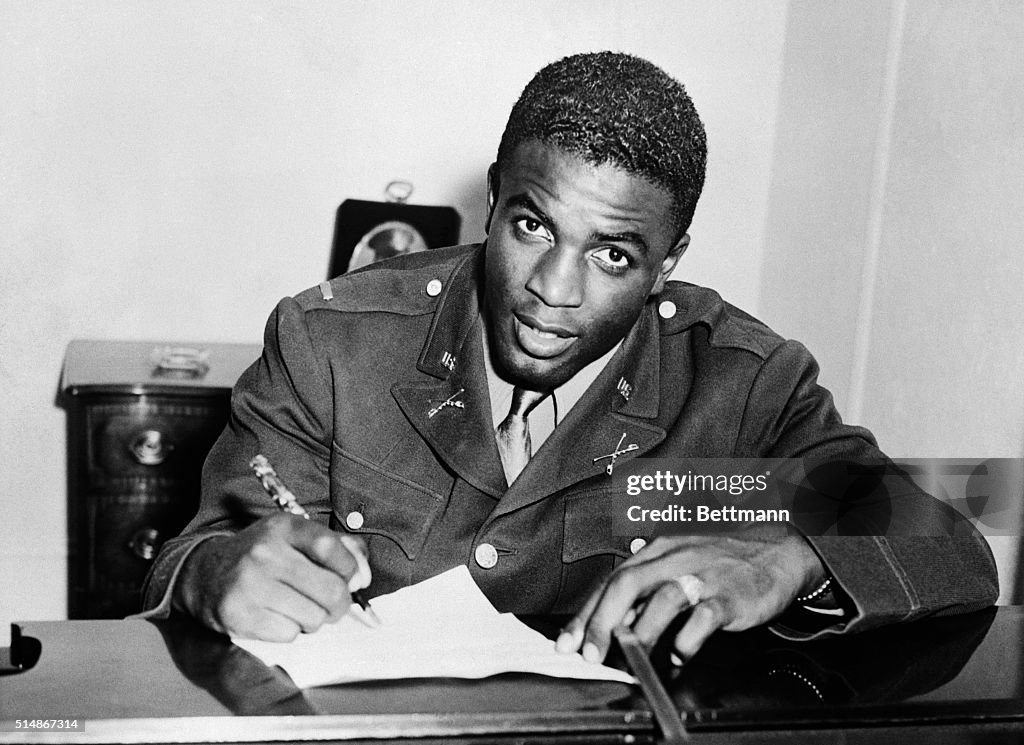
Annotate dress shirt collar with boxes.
[480,318,621,451]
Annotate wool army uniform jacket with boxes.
[142,244,998,635]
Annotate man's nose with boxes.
[526,247,583,307]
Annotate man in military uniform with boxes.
[143,52,996,664]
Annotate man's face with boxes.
[484,139,689,390]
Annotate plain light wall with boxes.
[859,0,1024,459]
[0,2,788,620]
[860,0,1024,601]
[761,0,1024,600]
[759,0,896,412]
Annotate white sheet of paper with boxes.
[232,565,635,688]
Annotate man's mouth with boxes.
[513,313,578,359]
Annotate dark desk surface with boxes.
[2,607,1023,744]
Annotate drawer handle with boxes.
[129,430,172,465]
[128,527,161,561]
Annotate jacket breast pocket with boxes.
[556,489,651,613]
[331,444,446,564]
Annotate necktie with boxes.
[495,387,548,485]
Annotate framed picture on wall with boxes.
[327,182,461,278]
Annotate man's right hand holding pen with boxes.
[171,514,373,642]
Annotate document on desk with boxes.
[232,565,635,689]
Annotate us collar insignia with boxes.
[593,432,639,476]
[427,388,466,418]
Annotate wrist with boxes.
[789,536,842,612]
[172,536,228,628]
[786,532,827,601]
[796,575,833,604]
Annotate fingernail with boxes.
[556,627,583,652]
[582,642,601,663]
[670,652,684,666]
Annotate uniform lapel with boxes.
[493,303,678,517]
[391,250,507,499]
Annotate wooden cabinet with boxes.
[61,340,261,618]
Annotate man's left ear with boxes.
[651,234,690,295]
[484,163,499,235]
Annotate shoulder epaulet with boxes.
[657,281,785,360]
[293,244,477,316]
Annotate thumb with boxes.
[339,534,372,591]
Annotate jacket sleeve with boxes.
[139,297,336,615]
[736,340,999,638]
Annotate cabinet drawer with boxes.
[90,491,199,575]
[84,398,228,488]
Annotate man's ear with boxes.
[650,234,690,295]
[485,163,499,234]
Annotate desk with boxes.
[2,608,1023,744]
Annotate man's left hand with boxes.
[555,530,826,663]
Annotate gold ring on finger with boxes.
[674,574,705,606]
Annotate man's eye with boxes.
[515,218,552,241]
[593,247,631,271]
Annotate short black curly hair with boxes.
[496,51,707,235]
